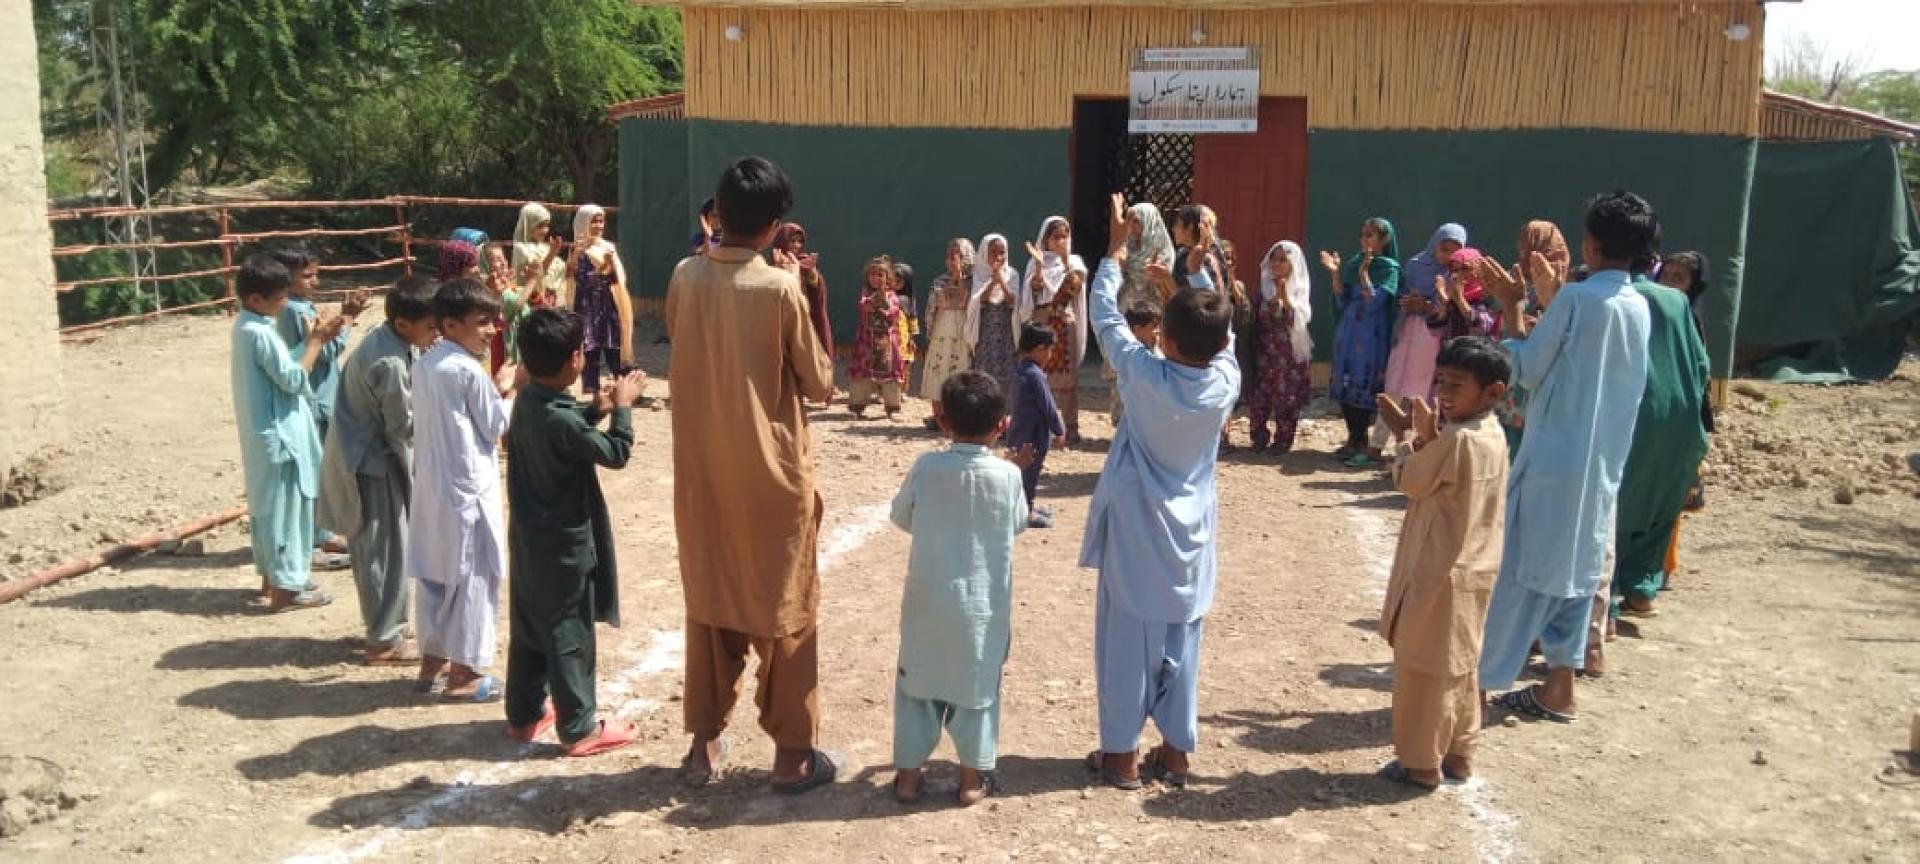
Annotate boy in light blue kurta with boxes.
[1476,192,1655,723]
[1081,196,1240,790]
[230,254,346,611]
[888,370,1029,806]
[272,246,367,561]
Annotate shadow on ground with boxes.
[157,636,365,671]
[36,585,259,617]
[1207,707,1392,756]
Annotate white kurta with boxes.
[408,340,510,668]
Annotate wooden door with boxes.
[1192,98,1309,288]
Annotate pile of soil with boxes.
[0,757,82,839]
[1703,369,1920,503]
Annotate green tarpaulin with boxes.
[1741,138,1920,382]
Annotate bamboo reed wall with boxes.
[681,3,1765,135]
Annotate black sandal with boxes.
[1377,760,1440,792]
[956,771,997,806]
[1084,750,1142,791]
[1491,686,1577,723]
[1140,746,1190,789]
[772,748,841,795]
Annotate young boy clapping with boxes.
[1373,337,1511,790]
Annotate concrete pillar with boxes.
[0,3,66,493]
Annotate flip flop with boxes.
[1027,513,1053,529]
[272,588,334,613]
[311,552,352,572]
[1377,760,1440,792]
[508,700,556,743]
[564,719,639,758]
[956,771,998,807]
[1342,453,1379,469]
[771,748,842,795]
[363,641,423,667]
[1083,750,1143,791]
[679,738,732,788]
[1491,687,1577,724]
[1140,746,1190,789]
[440,675,501,704]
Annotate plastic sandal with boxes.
[1140,746,1190,789]
[1491,687,1577,723]
[273,588,334,613]
[1084,750,1143,791]
[508,700,556,743]
[772,748,841,794]
[440,675,500,704]
[565,719,638,758]
[1377,760,1440,792]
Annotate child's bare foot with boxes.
[892,767,924,804]
[956,767,994,806]
[363,639,421,666]
[1442,754,1472,782]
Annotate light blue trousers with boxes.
[1095,584,1205,754]
[892,678,1001,771]
[247,462,315,592]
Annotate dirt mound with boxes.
[1704,370,1920,503]
[0,757,82,839]
[0,448,71,511]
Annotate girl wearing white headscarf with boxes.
[1248,241,1315,452]
[917,237,977,425]
[568,204,634,394]
[963,233,1020,390]
[512,203,570,309]
[1016,216,1089,443]
[1120,203,1176,313]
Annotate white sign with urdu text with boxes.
[1129,46,1260,134]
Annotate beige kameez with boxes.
[667,246,835,745]
[1379,413,1508,770]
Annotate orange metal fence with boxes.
[49,196,619,337]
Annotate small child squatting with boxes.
[1373,337,1512,791]
[889,371,1030,806]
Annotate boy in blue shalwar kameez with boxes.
[888,370,1029,807]
[230,254,347,612]
[1080,195,1240,790]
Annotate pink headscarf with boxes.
[437,240,477,282]
[1449,247,1488,303]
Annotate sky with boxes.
[1765,0,1920,73]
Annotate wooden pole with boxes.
[0,506,248,605]
[396,204,413,276]
[218,208,236,315]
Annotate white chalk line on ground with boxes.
[283,501,895,864]
[1339,481,1518,864]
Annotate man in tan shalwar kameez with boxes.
[667,158,839,793]
[1375,338,1510,791]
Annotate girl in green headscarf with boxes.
[1317,217,1401,466]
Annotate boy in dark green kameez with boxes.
[504,308,645,756]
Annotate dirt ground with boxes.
[1,309,1916,863]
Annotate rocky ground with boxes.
[0,309,1915,863]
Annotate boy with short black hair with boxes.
[1104,303,1163,425]
[272,245,368,567]
[1083,195,1240,790]
[1007,323,1066,528]
[319,275,440,665]
[503,308,645,755]
[411,278,520,701]
[888,370,1028,806]
[1478,190,1654,722]
[1373,336,1511,791]
[230,254,347,612]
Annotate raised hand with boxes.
[1376,394,1412,437]
[1107,194,1130,258]
[1475,257,1524,309]
[1318,250,1341,274]
[1410,396,1440,445]
[1432,274,1451,307]
[309,313,348,344]
[592,383,616,416]
[771,248,801,275]
[1526,251,1566,307]
[613,369,648,407]
[341,290,372,320]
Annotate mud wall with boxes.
[0,4,65,492]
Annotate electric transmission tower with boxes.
[89,0,158,310]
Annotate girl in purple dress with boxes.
[1249,241,1314,452]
